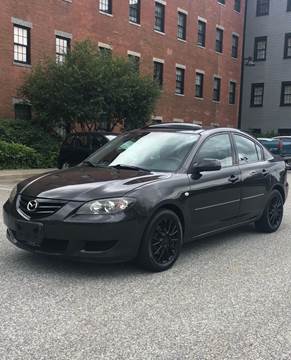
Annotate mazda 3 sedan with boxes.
[3,124,289,272]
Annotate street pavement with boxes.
[0,172,291,360]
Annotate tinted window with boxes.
[87,132,200,172]
[196,133,233,168]
[73,135,88,148]
[234,134,259,164]
[92,135,107,149]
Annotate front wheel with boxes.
[137,210,183,272]
[255,190,284,233]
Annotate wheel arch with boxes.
[272,184,286,203]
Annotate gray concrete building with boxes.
[241,0,291,135]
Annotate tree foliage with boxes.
[20,41,161,132]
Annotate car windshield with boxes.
[85,131,200,172]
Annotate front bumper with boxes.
[3,199,145,263]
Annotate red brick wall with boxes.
[0,0,245,127]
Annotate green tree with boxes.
[20,41,160,132]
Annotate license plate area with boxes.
[16,220,43,247]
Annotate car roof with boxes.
[66,131,117,136]
[257,137,278,141]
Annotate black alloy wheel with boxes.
[138,209,183,272]
[255,190,284,233]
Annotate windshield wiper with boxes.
[110,164,150,172]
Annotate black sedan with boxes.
[3,124,289,272]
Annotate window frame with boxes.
[284,33,291,59]
[197,20,206,47]
[213,77,221,102]
[233,133,262,165]
[128,54,140,72]
[250,83,264,107]
[177,11,187,41]
[195,72,204,98]
[56,35,71,64]
[287,0,291,11]
[153,61,164,88]
[176,67,185,95]
[154,2,165,33]
[254,36,267,62]
[229,81,236,105]
[256,0,270,16]
[99,0,112,14]
[216,27,224,53]
[234,0,241,12]
[280,81,291,106]
[129,0,141,24]
[13,24,31,65]
[232,34,239,58]
[14,103,32,121]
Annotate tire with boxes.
[137,209,183,272]
[255,190,284,233]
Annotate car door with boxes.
[233,133,270,221]
[187,132,241,237]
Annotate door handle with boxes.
[228,175,239,183]
[262,169,269,176]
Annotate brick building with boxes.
[0,0,245,127]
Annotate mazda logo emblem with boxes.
[27,200,38,212]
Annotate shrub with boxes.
[0,119,61,168]
[0,141,42,169]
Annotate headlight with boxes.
[76,197,135,215]
[9,185,17,203]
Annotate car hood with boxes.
[19,167,169,201]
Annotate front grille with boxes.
[18,195,67,219]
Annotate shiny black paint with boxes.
[3,128,289,263]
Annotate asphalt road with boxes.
[1,174,291,360]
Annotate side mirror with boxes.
[192,159,222,174]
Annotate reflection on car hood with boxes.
[19,167,170,201]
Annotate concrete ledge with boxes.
[0,168,56,182]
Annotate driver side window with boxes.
[196,133,233,168]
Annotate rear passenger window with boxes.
[234,134,259,164]
[196,133,233,168]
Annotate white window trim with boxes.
[173,118,184,123]
[98,42,112,50]
[196,69,205,74]
[155,0,167,5]
[11,17,32,28]
[213,74,222,79]
[55,30,72,39]
[232,31,240,37]
[193,120,203,125]
[153,57,165,64]
[177,8,188,15]
[128,50,141,57]
[152,115,163,121]
[229,79,237,84]
[216,25,225,31]
[176,63,186,69]
[198,16,207,23]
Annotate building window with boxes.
[154,2,165,33]
[177,12,187,40]
[176,67,185,95]
[13,25,30,64]
[153,61,163,87]
[229,81,236,104]
[99,0,112,14]
[56,36,70,63]
[287,0,291,11]
[256,0,270,16]
[213,77,221,102]
[216,28,224,53]
[218,0,225,4]
[129,0,141,24]
[15,104,31,121]
[197,20,206,47]
[99,46,112,56]
[254,36,267,61]
[128,54,140,72]
[195,73,204,98]
[284,33,291,58]
[281,82,291,106]
[234,0,241,12]
[250,83,264,107]
[232,34,239,58]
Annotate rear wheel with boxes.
[255,190,283,233]
[137,210,183,272]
